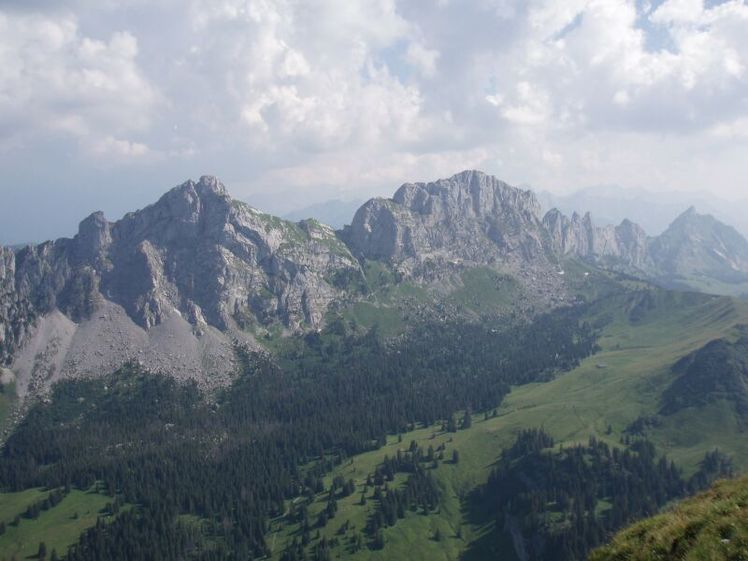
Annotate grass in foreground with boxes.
[590,475,748,561]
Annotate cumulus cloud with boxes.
[184,0,424,153]
[405,41,440,77]
[0,11,159,157]
[1,0,748,243]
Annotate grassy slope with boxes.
[0,489,47,525]
[267,289,748,560]
[0,489,111,560]
[503,290,748,474]
[590,475,748,561]
[661,272,748,299]
[2,270,745,560]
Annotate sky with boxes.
[0,0,747,243]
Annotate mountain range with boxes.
[3,170,748,400]
[538,185,748,238]
[4,170,748,560]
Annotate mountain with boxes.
[542,209,651,269]
[343,170,572,308]
[539,185,748,238]
[651,207,748,285]
[4,170,748,402]
[5,171,748,561]
[0,176,362,395]
[283,199,364,229]
[590,475,748,561]
[346,170,548,268]
[343,170,652,304]
[540,203,748,295]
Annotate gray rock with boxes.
[345,170,550,273]
[542,209,652,270]
[5,170,748,396]
[650,207,748,282]
[0,176,364,373]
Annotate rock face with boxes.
[5,170,748,397]
[345,170,653,275]
[650,207,748,282]
[542,210,652,270]
[0,176,362,392]
[343,170,572,309]
[346,170,552,273]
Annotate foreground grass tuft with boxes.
[590,475,748,561]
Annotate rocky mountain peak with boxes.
[75,211,111,265]
[197,175,228,196]
[0,176,364,393]
[391,170,542,219]
[650,206,748,281]
[542,207,651,269]
[346,170,547,271]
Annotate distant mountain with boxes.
[542,210,651,270]
[344,170,651,291]
[4,170,748,400]
[343,170,561,301]
[651,207,748,292]
[283,199,364,229]
[539,185,748,238]
[342,171,748,292]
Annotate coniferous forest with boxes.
[474,429,732,561]
[0,309,598,560]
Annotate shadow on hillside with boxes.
[460,484,518,561]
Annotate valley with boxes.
[2,276,746,560]
[2,171,748,560]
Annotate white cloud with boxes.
[2,0,748,244]
[91,136,151,159]
[500,81,552,126]
[183,0,424,153]
[650,0,704,24]
[405,41,440,77]
[0,12,159,158]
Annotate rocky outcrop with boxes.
[342,170,574,311]
[542,210,651,270]
[87,176,362,331]
[345,170,656,277]
[0,176,363,391]
[650,207,748,283]
[345,170,552,273]
[6,170,748,396]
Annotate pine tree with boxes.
[462,410,472,429]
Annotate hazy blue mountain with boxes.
[539,185,748,237]
[651,207,748,286]
[282,199,364,229]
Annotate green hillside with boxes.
[0,488,114,560]
[2,279,748,561]
[263,288,748,560]
[590,475,748,561]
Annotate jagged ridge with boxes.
[0,176,363,393]
[3,170,748,397]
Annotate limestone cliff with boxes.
[0,176,362,392]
